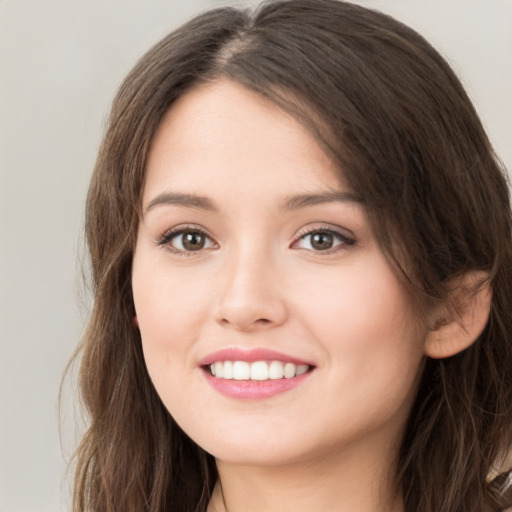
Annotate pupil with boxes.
[183,232,204,251]
[311,232,333,250]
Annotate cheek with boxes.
[132,260,213,426]
[132,254,211,371]
[289,262,426,442]
[293,259,424,379]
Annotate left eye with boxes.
[160,229,215,252]
[294,230,351,252]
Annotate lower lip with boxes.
[202,369,313,399]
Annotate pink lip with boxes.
[198,347,313,366]
[198,348,315,400]
[203,370,312,399]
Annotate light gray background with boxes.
[1,1,511,511]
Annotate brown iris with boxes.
[182,232,207,251]
[310,232,335,251]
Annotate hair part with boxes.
[73,1,512,511]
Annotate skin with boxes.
[132,79,432,512]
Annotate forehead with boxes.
[143,79,348,201]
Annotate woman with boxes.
[73,0,512,510]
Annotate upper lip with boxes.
[198,347,315,367]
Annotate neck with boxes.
[208,441,404,512]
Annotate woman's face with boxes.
[132,79,429,467]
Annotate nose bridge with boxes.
[215,238,287,330]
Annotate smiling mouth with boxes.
[205,360,313,381]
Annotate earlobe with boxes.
[424,272,492,359]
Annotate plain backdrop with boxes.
[0,1,511,511]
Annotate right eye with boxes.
[158,227,216,254]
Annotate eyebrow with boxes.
[282,191,363,211]
[145,192,218,214]
[144,190,363,215]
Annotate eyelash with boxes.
[156,225,356,256]
[157,225,216,257]
[292,226,356,254]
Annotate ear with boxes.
[424,271,492,359]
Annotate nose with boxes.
[214,249,288,332]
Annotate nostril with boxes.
[219,316,275,331]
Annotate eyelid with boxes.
[291,224,357,253]
[156,224,218,255]
[155,223,356,256]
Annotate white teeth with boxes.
[250,361,268,380]
[268,360,284,379]
[233,361,250,380]
[296,364,309,376]
[284,362,296,379]
[214,361,223,378]
[208,360,310,381]
[223,360,234,379]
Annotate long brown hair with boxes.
[74,1,512,510]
